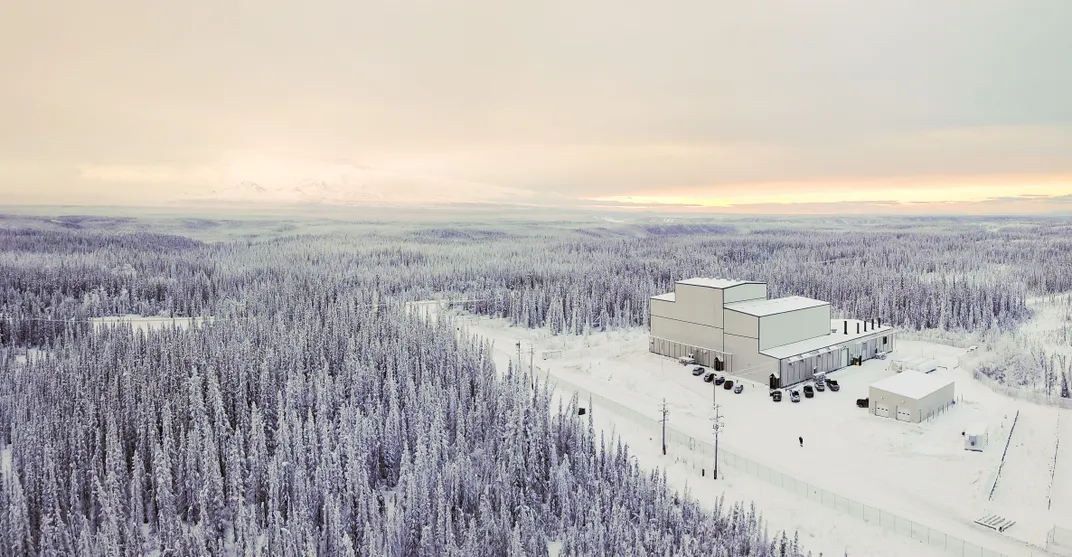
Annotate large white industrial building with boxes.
[649,278,896,388]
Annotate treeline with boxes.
[0,294,808,556]
[2,220,1060,349]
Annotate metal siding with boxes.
[918,383,955,419]
[673,284,723,328]
[758,305,832,350]
[723,333,778,384]
[650,315,724,350]
[724,309,758,338]
[650,298,679,320]
[649,337,730,369]
[723,283,768,303]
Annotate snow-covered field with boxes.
[89,315,214,333]
[428,304,1070,557]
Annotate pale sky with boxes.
[1,0,1070,211]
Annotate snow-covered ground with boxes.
[428,305,1068,557]
[89,315,214,333]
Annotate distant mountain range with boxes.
[181,168,539,208]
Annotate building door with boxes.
[896,407,912,422]
[875,404,890,418]
[840,348,848,368]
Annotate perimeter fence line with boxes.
[545,369,1053,557]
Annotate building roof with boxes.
[870,371,954,400]
[965,422,987,435]
[651,292,676,302]
[760,319,895,359]
[676,277,762,289]
[724,296,828,317]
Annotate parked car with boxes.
[826,379,840,391]
[691,367,705,377]
[703,372,715,383]
[802,385,815,398]
[693,366,705,373]
[790,390,801,403]
[733,384,744,394]
[723,379,734,390]
[714,376,726,386]
[856,397,869,408]
[814,380,825,392]
[771,390,782,402]
[679,355,696,366]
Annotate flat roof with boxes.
[724,296,828,317]
[870,370,953,400]
[651,292,676,302]
[760,319,895,359]
[676,277,763,289]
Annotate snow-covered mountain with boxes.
[182,166,537,208]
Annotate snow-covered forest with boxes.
[1,213,1071,554]
[6,217,1068,348]
[0,218,822,556]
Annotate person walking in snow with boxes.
[799,436,803,447]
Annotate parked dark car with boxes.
[703,372,715,383]
[691,367,705,377]
[723,379,734,390]
[826,379,840,391]
[790,390,801,403]
[803,385,815,398]
[771,390,783,402]
[856,397,869,408]
[733,384,744,394]
[715,376,726,386]
[814,380,825,392]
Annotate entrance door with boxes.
[896,407,912,422]
[840,348,848,368]
[875,404,890,418]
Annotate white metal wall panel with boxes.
[723,283,768,303]
[758,305,832,350]
[918,382,955,420]
[723,309,758,339]
[649,298,680,321]
[673,284,723,328]
[650,315,724,350]
[723,333,778,384]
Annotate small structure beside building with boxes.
[868,371,955,423]
[964,423,988,451]
[892,356,938,374]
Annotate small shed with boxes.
[965,423,987,451]
[869,371,956,423]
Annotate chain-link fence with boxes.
[974,375,1072,409]
[1048,526,1072,556]
[548,371,1053,557]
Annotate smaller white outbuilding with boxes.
[964,423,988,451]
[869,371,955,423]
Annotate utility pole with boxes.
[660,398,669,456]
[516,341,522,372]
[711,403,724,480]
[529,344,535,375]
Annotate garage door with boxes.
[875,404,890,418]
[896,407,912,422]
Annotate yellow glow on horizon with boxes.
[589,176,1072,208]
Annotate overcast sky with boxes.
[1,0,1070,211]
